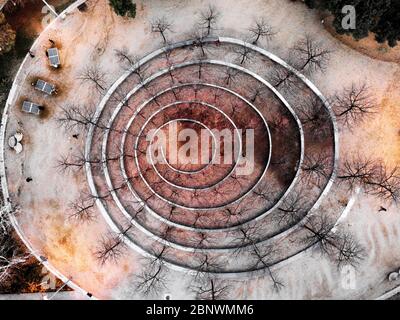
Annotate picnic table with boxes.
[22,101,43,115]
[47,47,61,68]
[33,79,56,95]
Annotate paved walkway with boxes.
[0,291,88,300]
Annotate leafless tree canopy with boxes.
[222,201,248,225]
[248,18,276,45]
[248,244,283,291]
[338,156,400,203]
[270,66,297,89]
[57,104,99,133]
[57,150,94,174]
[302,215,365,267]
[189,29,214,58]
[297,95,331,141]
[68,195,97,222]
[95,232,126,265]
[114,47,140,71]
[0,223,30,284]
[234,44,254,65]
[198,5,220,36]
[193,253,224,276]
[222,67,239,86]
[301,153,332,188]
[191,273,231,300]
[114,48,149,83]
[230,224,283,291]
[276,192,307,225]
[151,16,173,44]
[135,246,169,297]
[292,35,331,74]
[78,65,108,93]
[248,85,268,104]
[332,83,376,127]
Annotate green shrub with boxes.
[305,0,400,47]
[109,0,137,18]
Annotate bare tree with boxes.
[338,155,400,202]
[292,35,331,74]
[135,246,169,297]
[193,253,224,276]
[56,151,95,174]
[114,47,150,83]
[222,202,247,225]
[0,228,30,284]
[151,17,173,44]
[68,195,97,222]
[248,85,267,104]
[302,215,365,267]
[253,181,274,204]
[233,223,263,250]
[198,5,220,36]
[57,104,140,141]
[367,164,400,202]
[108,85,137,113]
[191,210,211,228]
[270,66,296,89]
[301,153,332,188]
[276,192,307,225]
[56,146,131,174]
[332,83,376,127]
[234,44,254,65]
[115,47,139,70]
[191,273,231,300]
[337,155,376,191]
[94,232,126,265]
[197,60,206,80]
[248,18,276,45]
[231,224,283,291]
[57,104,112,133]
[78,65,108,93]
[223,67,239,86]
[189,29,213,58]
[188,232,216,250]
[297,95,331,141]
[248,243,283,291]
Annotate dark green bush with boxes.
[109,0,137,18]
[305,0,400,47]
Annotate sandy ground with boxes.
[2,0,400,299]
